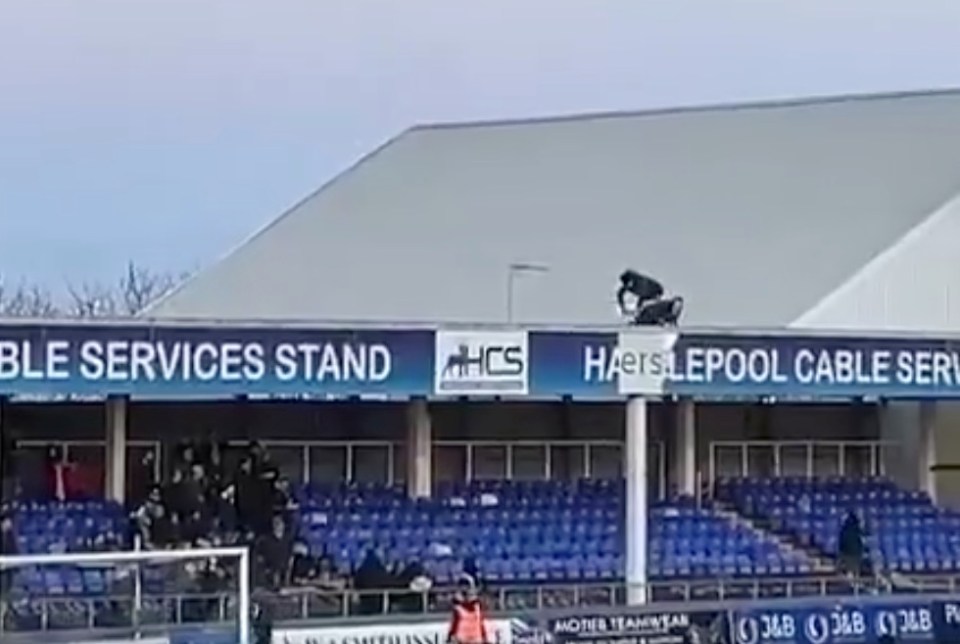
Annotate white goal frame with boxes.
[0,546,251,644]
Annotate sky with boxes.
[3,0,960,293]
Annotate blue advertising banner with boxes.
[528,331,618,398]
[0,323,433,398]
[527,330,960,400]
[671,334,960,399]
[731,600,935,644]
[931,600,960,643]
[6,322,960,400]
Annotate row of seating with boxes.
[15,476,960,597]
[717,476,960,573]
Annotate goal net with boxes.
[0,545,251,644]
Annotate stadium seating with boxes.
[297,479,815,584]
[715,476,960,574]
[5,479,817,604]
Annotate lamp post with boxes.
[506,262,549,324]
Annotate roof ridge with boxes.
[411,86,960,133]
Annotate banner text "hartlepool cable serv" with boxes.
[584,344,960,388]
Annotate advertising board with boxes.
[272,617,528,644]
[731,600,935,644]
[548,609,729,644]
[434,330,529,396]
[7,321,960,400]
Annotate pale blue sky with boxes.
[2,0,960,291]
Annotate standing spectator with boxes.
[838,510,865,577]
[272,476,299,532]
[255,516,293,590]
[133,488,174,549]
[129,450,158,506]
[223,456,258,538]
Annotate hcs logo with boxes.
[434,331,529,395]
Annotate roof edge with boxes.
[8,315,960,342]
[790,186,960,328]
[411,86,960,133]
[139,127,417,317]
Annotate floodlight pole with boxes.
[506,262,549,324]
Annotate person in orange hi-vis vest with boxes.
[447,574,489,644]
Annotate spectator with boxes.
[133,489,174,549]
[838,510,864,577]
[354,548,391,615]
[394,559,432,613]
[130,450,158,506]
[251,442,272,473]
[255,516,293,590]
[463,556,481,588]
[272,476,300,533]
[252,596,274,644]
[182,542,230,623]
[225,456,261,538]
[166,464,205,525]
[289,540,321,586]
[292,550,348,617]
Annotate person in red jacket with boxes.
[447,574,488,644]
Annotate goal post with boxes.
[0,545,250,644]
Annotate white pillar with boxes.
[625,396,648,605]
[0,397,6,501]
[406,398,432,498]
[919,401,936,501]
[105,396,128,504]
[675,399,696,498]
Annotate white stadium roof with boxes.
[146,88,960,332]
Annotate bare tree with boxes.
[118,261,183,316]
[0,278,60,318]
[2,262,185,319]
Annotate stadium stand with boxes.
[717,476,960,575]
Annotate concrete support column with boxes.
[675,399,696,498]
[625,396,648,605]
[405,398,432,499]
[105,396,128,504]
[879,401,924,492]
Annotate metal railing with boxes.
[0,575,914,634]
[708,439,891,483]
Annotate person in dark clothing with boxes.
[168,463,207,525]
[255,516,293,590]
[838,510,865,577]
[252,596,274,644]
[133,488,175,549]
[354,549,391,615]
[394,559,432,613]
[224,456,259,538]
[463,556,482,589]
[272,476,300,532]
[129,450,158,506]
